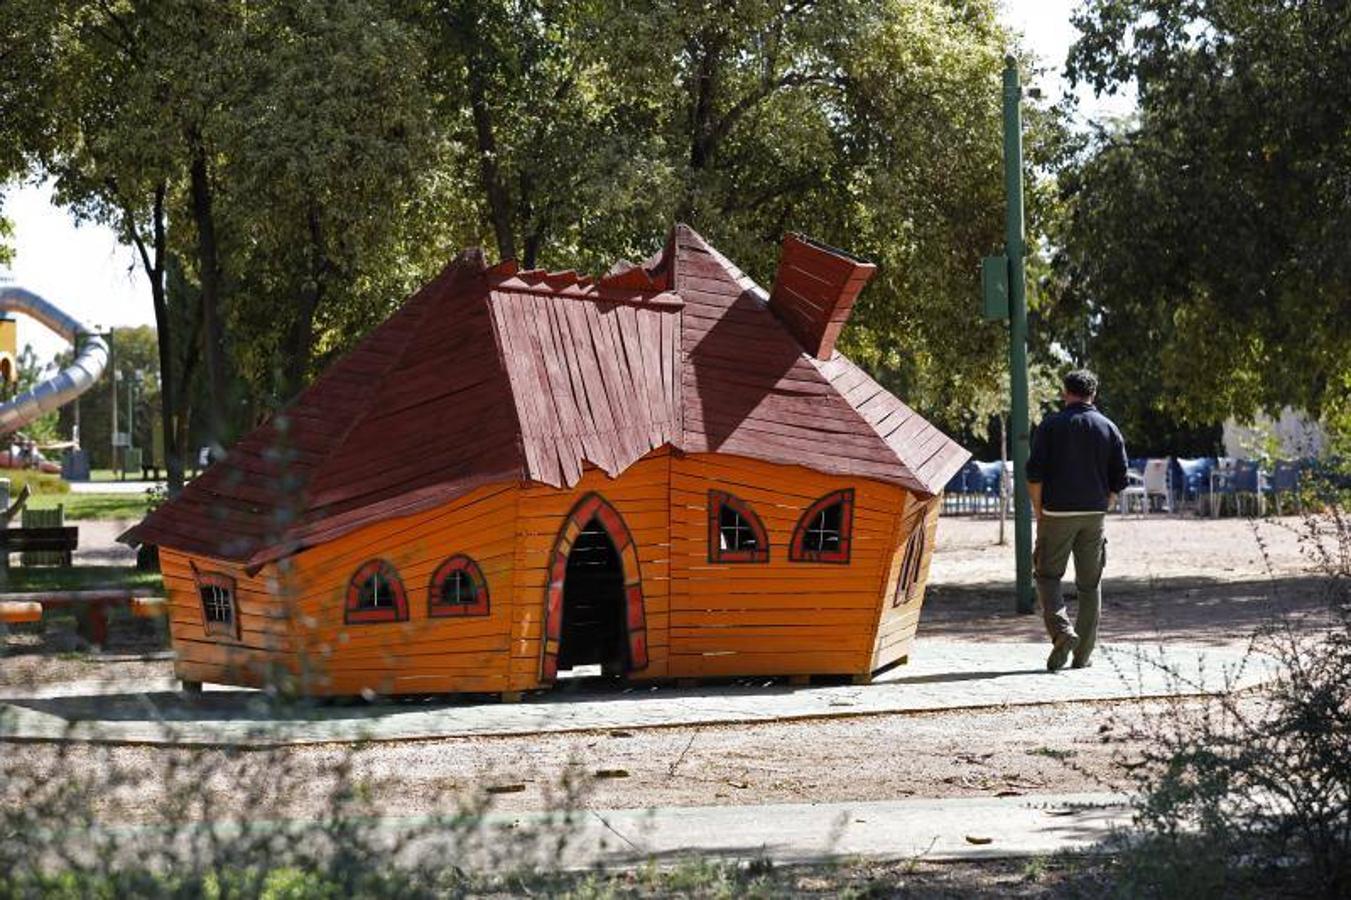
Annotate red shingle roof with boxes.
[123,226,968,568]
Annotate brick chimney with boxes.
[768,233,876,359]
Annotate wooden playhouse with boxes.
[123,226,969,697]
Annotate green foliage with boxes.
[25,491,152,521]
[0,211,13,267]
[1051,0,1351,447]
[1109,509,1351,898]
[3,564,161,593]
[9,343,62,444]
[423,0,1060,423]
[220,0,460,399]
[2,0,1064,436]
[49,325,161,469]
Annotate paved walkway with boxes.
[34,791,1134,875]
[69,480,164,495]
[500,791,1133,866]
[0,639,1275,747]
[58,792,1132,871]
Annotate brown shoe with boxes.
[1071,655,1093,669]
[1047,633,1079,672]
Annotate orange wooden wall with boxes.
[159,549,294,689]
[162,448,944,695]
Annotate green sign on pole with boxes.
[981,255,1009,321]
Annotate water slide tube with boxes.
[0,286,110,436]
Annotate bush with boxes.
[1110,505,1351,898]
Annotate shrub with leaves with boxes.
[1113,505,1350,898]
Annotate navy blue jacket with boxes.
[1026,402,1129,513]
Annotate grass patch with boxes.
[3,565,162,594]
[25,492,151,521]
[0,469,69,496]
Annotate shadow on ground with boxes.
[922,574,1335,646]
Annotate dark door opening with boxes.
[558,517,627,673]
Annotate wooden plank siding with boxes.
[508,451,673,690]
[665,453,907,678]
[869,496,942,670]
[160,548,297,689]
[162,449,946,695]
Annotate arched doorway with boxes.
[542,493,648,681]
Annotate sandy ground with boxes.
[6,696,1168,824]
[925,514,1334,646]
[2,512,1335,821]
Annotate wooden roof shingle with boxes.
[123,226,968,567]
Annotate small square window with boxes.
[196,572,238,639]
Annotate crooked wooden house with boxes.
[123,226,969,697]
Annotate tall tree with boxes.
[0,0,203,492]
[419,0,1059,422]
[415,0,675,271]
[222,0,451,400]
[1053,0,1351,442]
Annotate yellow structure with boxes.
[0,315,16,392]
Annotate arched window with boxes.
[707,490,769,563]
[196,570,238,639]
[893,527,927,607]
[429,555,490,617]
[345,559,408,624]
[789,489,854,563]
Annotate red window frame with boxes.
[196,570,239,639]
[893,527,926,607]
[707,490,770,563]
[344,559,409,624]
[789,489,855,564]
[428,555,490,617]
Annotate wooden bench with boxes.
[0,589,165,646]
[1,525,79,570]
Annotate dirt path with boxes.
[5,696,1173,824]
[924,515,1332,647]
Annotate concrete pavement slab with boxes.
[527,791,1134,867]
[0,639,1274,747]
[40,792,1134,871]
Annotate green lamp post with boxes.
[983,56,1036,615]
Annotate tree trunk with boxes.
[467,65,515,261]
[284,205,326,399]
[128,184,184,496]
[188,131,228,451]
[678,38,720,221]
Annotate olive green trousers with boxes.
[1033,513,1106,663]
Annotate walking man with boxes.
[1025,369,1128,671]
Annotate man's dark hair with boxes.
[1064,369,1099,399]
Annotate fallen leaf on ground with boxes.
[965,835,993,845]
[594,769,629,779]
